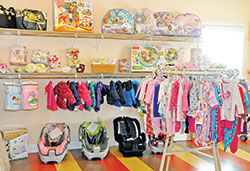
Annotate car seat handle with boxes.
[39,126,45,140]
[79,125,83,142]
[66,125,71,143]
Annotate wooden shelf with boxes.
[0,28,200,42]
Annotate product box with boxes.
[1,128,28,160]
[191,48,204,68]
[66,48,80,67]
[129,8,154,34]
[54,0,94,32]
[102,8,134,34]
[152,12,177,36]
[176,13,202,37]
[119,59,130,72]
[91,58,116,73]
[131,46,182,72]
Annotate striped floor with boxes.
[10,140,250,171]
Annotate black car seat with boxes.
[113,116,146,157]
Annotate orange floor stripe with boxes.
[54,152,81,171]
[154,153,197,171]
[239,139,250,146]
[98,152,129,171]
[187,141,250,171]
[29,153,57,171]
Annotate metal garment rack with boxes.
[0,72,148,80]
[158,68,231,171]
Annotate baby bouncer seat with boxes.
[37,123,70,164]
[113,116,146,157]
[79,121,109,160]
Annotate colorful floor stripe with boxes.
[29,153,56,171]
[217,142,250,162]
[71,149,105,171]
[154,152,197,171]
[185,141,246,171]
[109,146,154,171]
[139,149,175,171]
[98,151,129,171]
[54,152,81,171]
[168,144,214,170]
[9,143,250,171]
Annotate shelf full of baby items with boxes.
[0,28,200,42]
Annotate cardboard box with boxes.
[1,128,28,160]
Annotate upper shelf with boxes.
[0,28,200,42]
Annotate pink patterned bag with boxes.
[21,82,39,110]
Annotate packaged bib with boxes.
[10,46,28,66]
[49,55,62,69]
[21,82,39,110]
[66,48,80,67]
[32,50,50,65]
[4,83,22,111]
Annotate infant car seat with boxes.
[148,133,166,154]
[79,121,109,160]
[113,116,146,157]
[37,123,70,164]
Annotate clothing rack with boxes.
[0,73,148,80]
[158,68,235,171]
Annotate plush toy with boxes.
[129,8,154,34]
[76,64,85,73]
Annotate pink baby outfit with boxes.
[45,81,58,111]
[21,81,39,110]
[169,79,181,132]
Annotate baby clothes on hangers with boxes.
[78,82,92,110]
[67,81,82,111]
[54,81,76,110]
[84,81,96,111]
[45,81,57,111]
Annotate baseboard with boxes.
[28,140,118,153]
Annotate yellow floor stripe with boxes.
[110,146,154,171]
[173,144,214,170]
[218,143,250,162]
[54,151,81,171]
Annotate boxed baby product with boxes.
[131,46,183,72]
[1,128,28,160]
[91,58,116,73]
[54,0,94,32]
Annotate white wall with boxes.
[0,0,250,152]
